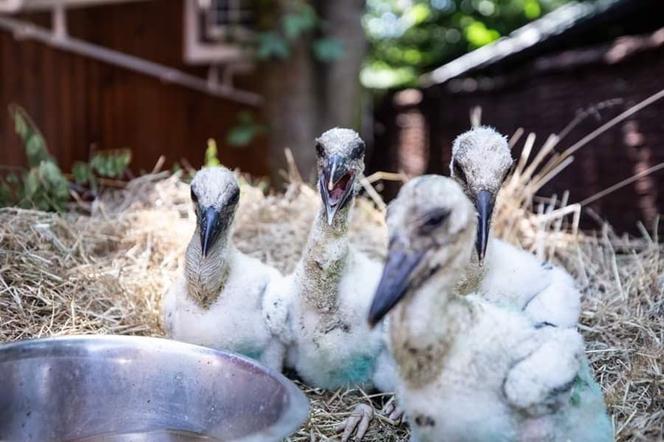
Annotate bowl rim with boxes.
[0,334,309,442]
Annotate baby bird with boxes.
[451,126,580,327]
[267,128,393,393]
[369,176,612,442]
[161,167,285,370]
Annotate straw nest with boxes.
[1,132,662,440]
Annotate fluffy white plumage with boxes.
[161,167,285,370]
[451,126,581,328]
[281,240,389,389]
[473,238,581,327]
[395,299,612,442]
[266,128,395,391]
[371,176,612,442]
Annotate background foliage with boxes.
[362,0,578,88]
[1,106,131,211]
[254,0,344,62]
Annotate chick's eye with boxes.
[351,142,365,159]
[315,142,325,157]
[190,188,198,203]
[453,162,467,184]
[229,188,240,205]
[420,209,450,233]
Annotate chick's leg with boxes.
[335,403,373,442]
[382,397,405,422]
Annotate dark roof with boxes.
[421,0,663,86]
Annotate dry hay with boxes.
[1,123,663,440]
[491,125,663,441]
[0,170,399,440]
[289,383,408,441]
[0,173,179,340]
[577,230,663,440]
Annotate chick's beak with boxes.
[199,206,222,257]
[319,154,356,225]
[368,239,424,327]
[474,190,494,263]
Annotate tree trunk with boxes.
[259,1,366,185]
[260,38,319,184]
[317,0,367,130]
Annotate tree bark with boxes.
[259,1,366,185]
[260,37,319,184]
[317,0,367,130]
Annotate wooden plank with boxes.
[0,0,267,176]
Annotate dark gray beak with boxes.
[318,154,356,225]
[199,206,223,257]
[474,190,494,263]
[368,240,424,327]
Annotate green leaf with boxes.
[282,4,317,40]
[464,20,500,48]
[90,155,103,176]
[6,106,74,211]
[524,0,541,19]
[406,3,432,25]
[205,139,221,167]
[313,37,345,62]
[227,126,257,147]
[23,170,39,199]
[72,162,93,184]
[257,32,290,60]
[226,112,265,147]
[25,134,49,166]
[39,161,69,200]
[10,105,52,167]
[90,150,131,178]
[13,108,29,141]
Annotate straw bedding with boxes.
[0,148,662,440]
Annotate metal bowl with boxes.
[0,335,308,442]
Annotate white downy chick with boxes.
[266,128,394,392]
[161,167,285,370]
[451,126,580,327]
[368,175,612,442]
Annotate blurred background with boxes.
[0,0,663,235]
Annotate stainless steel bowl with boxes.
[0,335,308,442]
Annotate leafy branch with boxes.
[255,0,345,63]
[0,105,132,211]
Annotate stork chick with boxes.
[161,167,285,370]
[270,128,392,391]
[451,126,580,327]
[369,176,612,442]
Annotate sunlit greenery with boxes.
[255,0,345,63]
[362,0,576,89]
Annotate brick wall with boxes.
[369,44,664,235]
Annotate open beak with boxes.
[368,239,425,327]
[474,190,494,263]
[319,154,356,225]
[199,206,223,257]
